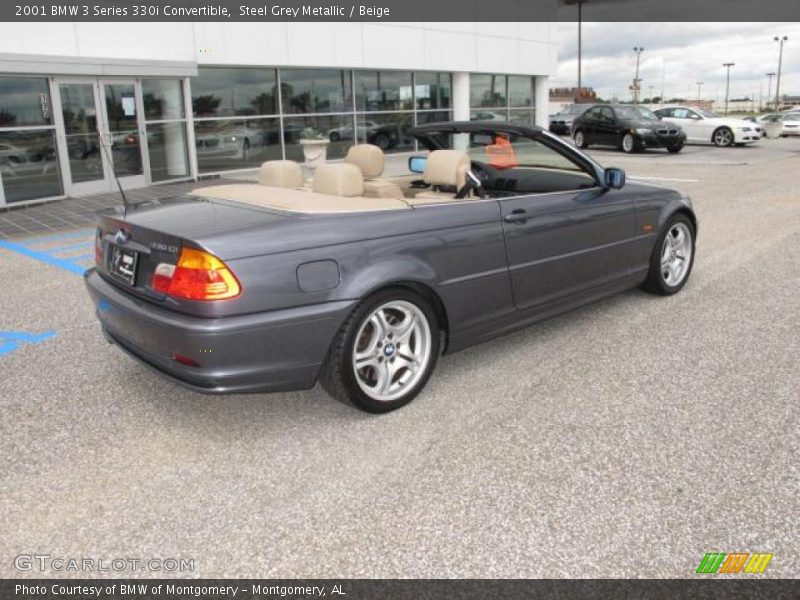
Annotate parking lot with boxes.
[1,138,798,578]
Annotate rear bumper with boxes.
[84,268,354,394]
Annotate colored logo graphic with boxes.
[0,330,57,357]
[696,552,773,574]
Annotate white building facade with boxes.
[0,21,557,206]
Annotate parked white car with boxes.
[653,106,761,147]
[753,112,800,138]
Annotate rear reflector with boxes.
[172,352,201,367]
[152,247,241,301]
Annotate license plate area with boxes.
[110,244,139,285]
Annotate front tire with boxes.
[641,214,695,296]
[574,130,588,149]
[712,127,734,147]
[667,145,684,153]
[320,289,440,413]
[621,133,637,153]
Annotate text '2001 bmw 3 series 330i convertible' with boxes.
[85,121,697,413]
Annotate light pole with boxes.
[774,36,788,110]
[633,46,644,104]
[766,72,776,110]
[696,81,704,103]
[565,0,587,103]
[723,62,735,115]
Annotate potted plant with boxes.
[298,127,330,169]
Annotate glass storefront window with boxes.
[143,79,185,120]
[146,122,189,182]
[355,113,415,153]
[508,76,534,107]
[509,108,535,127]
[414,72,451,110]
[0,77,52,127]
[354,71,413,112]
[191,68,277,117]
[279,69,352,114]
[194,118,281,173]
[470,74,507,108]
[283,114,355,161]
[0,130,62,202]
[416,110,453,125]
[471,109,508,122]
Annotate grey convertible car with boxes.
[85,121,697,413]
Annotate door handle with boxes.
[503,209,528,224]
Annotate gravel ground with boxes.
[0,138,798,578]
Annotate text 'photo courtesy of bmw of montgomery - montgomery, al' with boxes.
[85,121,697,413]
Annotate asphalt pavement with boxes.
[1,138,798,578]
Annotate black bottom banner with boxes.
[2,579,799,600]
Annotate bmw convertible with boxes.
[85,121,697,413]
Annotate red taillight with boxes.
[152,247,241,301]
[94,230,103,266]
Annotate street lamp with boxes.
[766,72,776,110]
[565,0,587,103]
[633,46,644,104]
[723,63,735,115]
[696,81,704,103]
[774,36,788,110]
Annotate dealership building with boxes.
[0,21,557,206]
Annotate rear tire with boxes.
[320,289,440,413]
[641,214,695,296]
[574,130,588,149]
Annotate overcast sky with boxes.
[553,23,799,103]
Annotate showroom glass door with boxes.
[98,80,147,190]
[55,79,147,195]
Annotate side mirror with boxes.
[604,167,626,190]
[408,155,427,174]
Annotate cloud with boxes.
[553,22,799,103]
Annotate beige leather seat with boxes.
[414,150,471,202]
[312,163,365,197]
[345,144,404,200]
[258,160,304,188]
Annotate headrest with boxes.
[423,150,470,188]
[258,160,304,188]
[312,163,365,197]
[345,144,385,179]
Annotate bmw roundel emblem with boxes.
[115,229,130,244]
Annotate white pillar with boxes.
[534,75,549,128]
[452,72,470,151]
[452,72,470,121]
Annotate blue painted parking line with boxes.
[22,229,94,245]
[46,241,94,254]
[0,239,89,275]
[0,330,56,357]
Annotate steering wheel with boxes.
[470,161,491,183]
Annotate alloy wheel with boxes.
[351,300,433,402]
[622,133,635,153]
[660,222,693,286]
[713,128,733,146]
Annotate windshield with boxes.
[614,106,655,120]
[696,108,721,118]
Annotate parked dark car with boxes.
[549,103,592,135]
[85,121,697,413]
[572,105,686,153]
